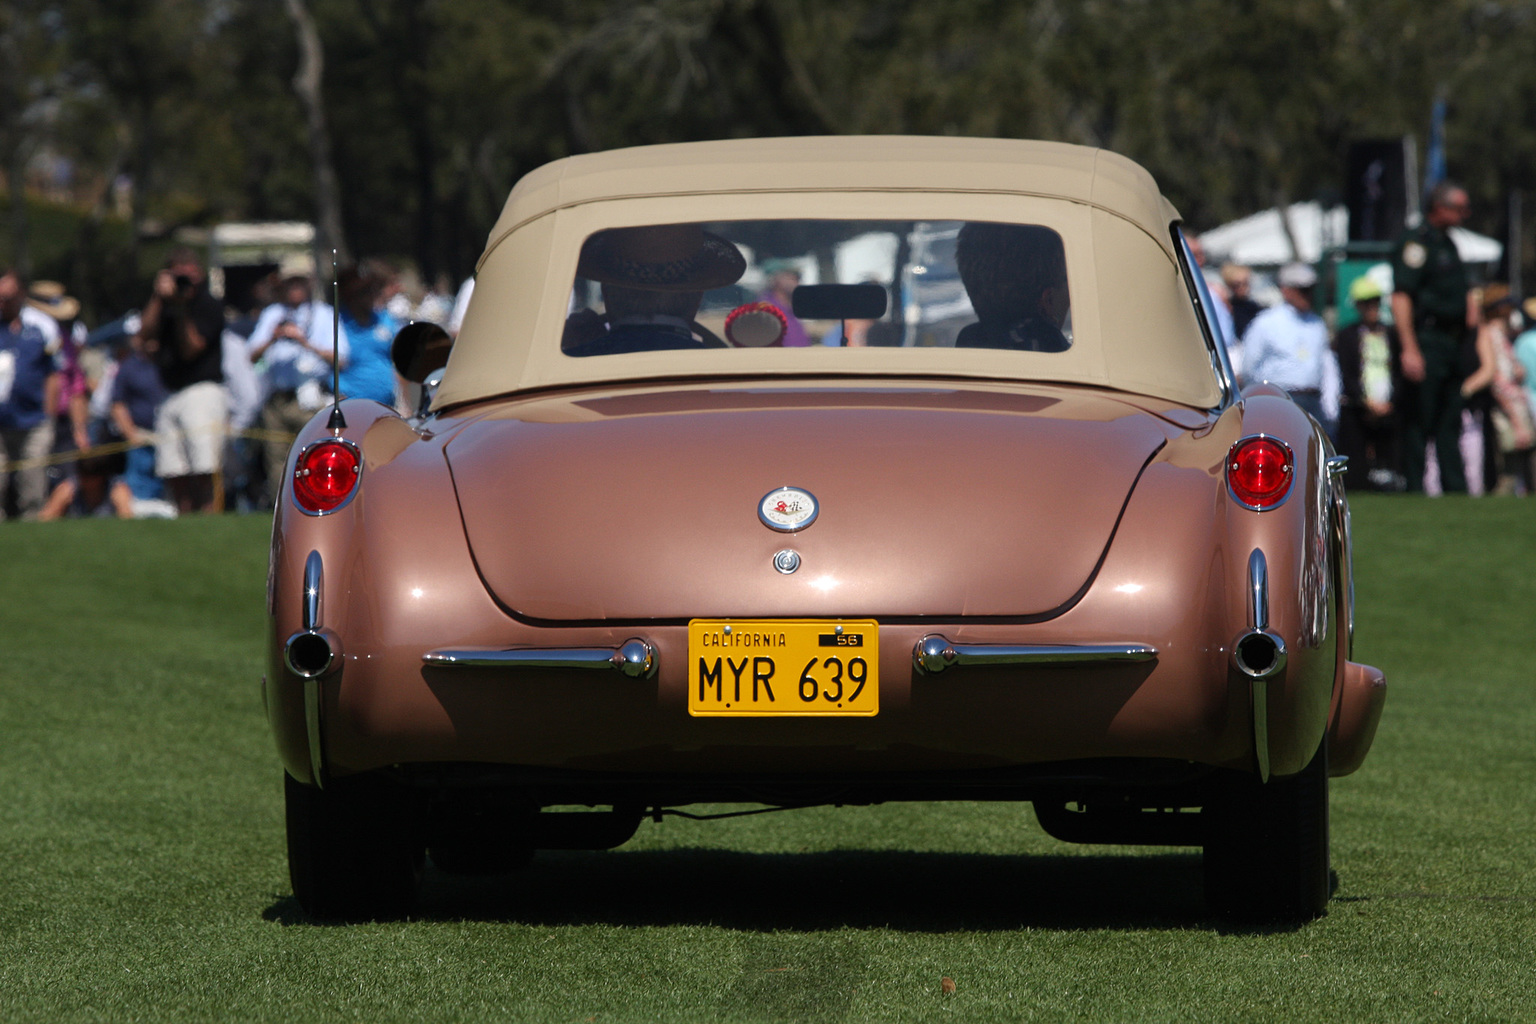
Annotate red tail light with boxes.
[1227,436,1292,509]
[293,439,362,513]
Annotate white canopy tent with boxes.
[1199,202,1502,269]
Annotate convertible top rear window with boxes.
[562,219,1073,356]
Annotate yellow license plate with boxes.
[688,619,879,717]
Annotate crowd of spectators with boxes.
[6,200,1536,519]
[1206,193,1536,497]
[0,251,463,521]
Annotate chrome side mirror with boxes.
[391,321,454,417]
[391,321,453,384]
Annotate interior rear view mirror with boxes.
[791,283,888,321]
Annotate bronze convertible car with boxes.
[266,137,1386,923]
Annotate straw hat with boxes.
[27,280,80,322]
[1481,282,1514,314]
[577,224,745,292]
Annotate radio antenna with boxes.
[326,247,346,432]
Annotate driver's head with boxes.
[600,282,702,322]
[957,222,1069,327]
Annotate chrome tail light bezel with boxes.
[1226,434,1294,511]
[291,437,364,516]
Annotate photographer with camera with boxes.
[139,246,227,513]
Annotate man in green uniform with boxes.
[1390,182,1478,493]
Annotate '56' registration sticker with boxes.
[687,619,879,717]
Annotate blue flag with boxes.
[1424,93,1447,200]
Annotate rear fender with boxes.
[1216,391,1336,779]
[267,399,475,784]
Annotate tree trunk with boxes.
[284,0,350,269]
[7,142,29,279]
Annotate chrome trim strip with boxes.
[300,550,326,788]
[913,635,1157,675]
[290,436,364,517]
[1173,226,1238,409]
[1248,548,1268,631]
[424,638,658,679]
[1326,454,1349,477]
[1334,486,1355,658]
[302,550,322,631]
[1225,433,1296,512]
[1231,547,1285,783]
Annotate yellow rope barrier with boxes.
[6,427,299,472]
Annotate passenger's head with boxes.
[957,222,1069,327]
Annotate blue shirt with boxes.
[111,352,169,431]
[1514,330,1536,424]
[0,317,62,430]
[338,307,401,405]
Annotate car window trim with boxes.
[1171,224,1237,409]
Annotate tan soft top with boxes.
[443,136,1223,409]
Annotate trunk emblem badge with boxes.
[759,486,818,532]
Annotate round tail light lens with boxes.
[1228,436,1292,509]
[293,439,362,513]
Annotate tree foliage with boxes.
[5,0,1536,314]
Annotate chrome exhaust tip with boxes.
[1231,628,1287,680]
[285,629,341,678]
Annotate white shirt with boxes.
[221,329,263,430]
[19,304,62,351]
[247,300,346,402]
[1243,302,1335,393]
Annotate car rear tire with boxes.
[1202,741,1330,925]
[286,772,425,921]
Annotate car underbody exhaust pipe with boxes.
[1231,627,1286,680]
[1231,547,1287,681]
[285,628,343,678]
[286,549,343,679]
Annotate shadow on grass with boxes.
[263,847,1317,933]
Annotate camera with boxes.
[174,274,194,293]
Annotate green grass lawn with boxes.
[1,498,1532,1022]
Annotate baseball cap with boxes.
[1278,263,1317,289]
[1348,276,1383,303]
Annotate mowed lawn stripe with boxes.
[0,497,1532,1021]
